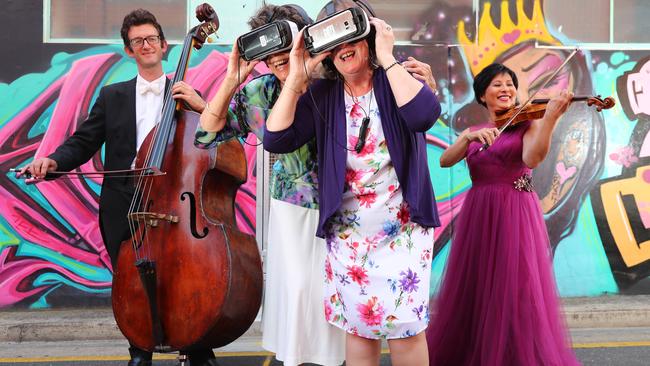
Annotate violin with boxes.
[494,95,616,129]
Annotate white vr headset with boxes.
[303,7,371,55]
[237,20,299,61]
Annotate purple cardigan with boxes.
[263,68,441,237]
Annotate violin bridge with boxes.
[128,212,179,227]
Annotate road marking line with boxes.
[573,341,650,348]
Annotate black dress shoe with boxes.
[128,346,152,366]
[187,348,218,366]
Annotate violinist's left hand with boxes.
[544,90,573,121]
[172,81,206,113]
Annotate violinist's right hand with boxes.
[465,127,500,146]
[18,157,58,180]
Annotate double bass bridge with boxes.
[128,212,179,227]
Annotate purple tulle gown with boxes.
[426,121,580,366]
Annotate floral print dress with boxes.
[323,89,434,340]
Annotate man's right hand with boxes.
[17,157,58,180]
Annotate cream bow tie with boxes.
[138,81,162,95]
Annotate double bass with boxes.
[112,3,263,353]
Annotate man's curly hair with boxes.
[120,9,165,50]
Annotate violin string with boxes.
[498,48,579,133]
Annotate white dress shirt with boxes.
[133,74,166,167]
[135,74,167,150]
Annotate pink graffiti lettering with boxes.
[0,50,268,307]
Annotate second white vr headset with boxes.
[237,20,299,61]
[304,7,371,55]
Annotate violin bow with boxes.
[479,47,579,152]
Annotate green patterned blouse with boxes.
[195,74,319,209]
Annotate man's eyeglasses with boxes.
[129,35,161,48]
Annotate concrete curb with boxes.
[0,308,262,343]
[1,295,649,343]
[0,308,120,342]
[563,295,650,328]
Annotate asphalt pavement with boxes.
[1,295,650,365]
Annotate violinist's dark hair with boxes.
[121,9,165,50]
[473,63,519,107]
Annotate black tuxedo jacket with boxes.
[49,77,171,265]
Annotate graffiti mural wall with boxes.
[422,0,648,297]
[0,0,648,309]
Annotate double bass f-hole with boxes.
[180,192,208,239]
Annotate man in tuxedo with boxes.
[18,9,217,366]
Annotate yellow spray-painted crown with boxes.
[458,0,560,76]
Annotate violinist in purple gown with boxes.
[426,63,581,366]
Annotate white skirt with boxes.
[262,198,345,366]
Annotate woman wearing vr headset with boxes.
[263,1,441,365]
[196,4,347,366]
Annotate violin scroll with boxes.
[586,95,615,112]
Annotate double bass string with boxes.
[128,32,196,262]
